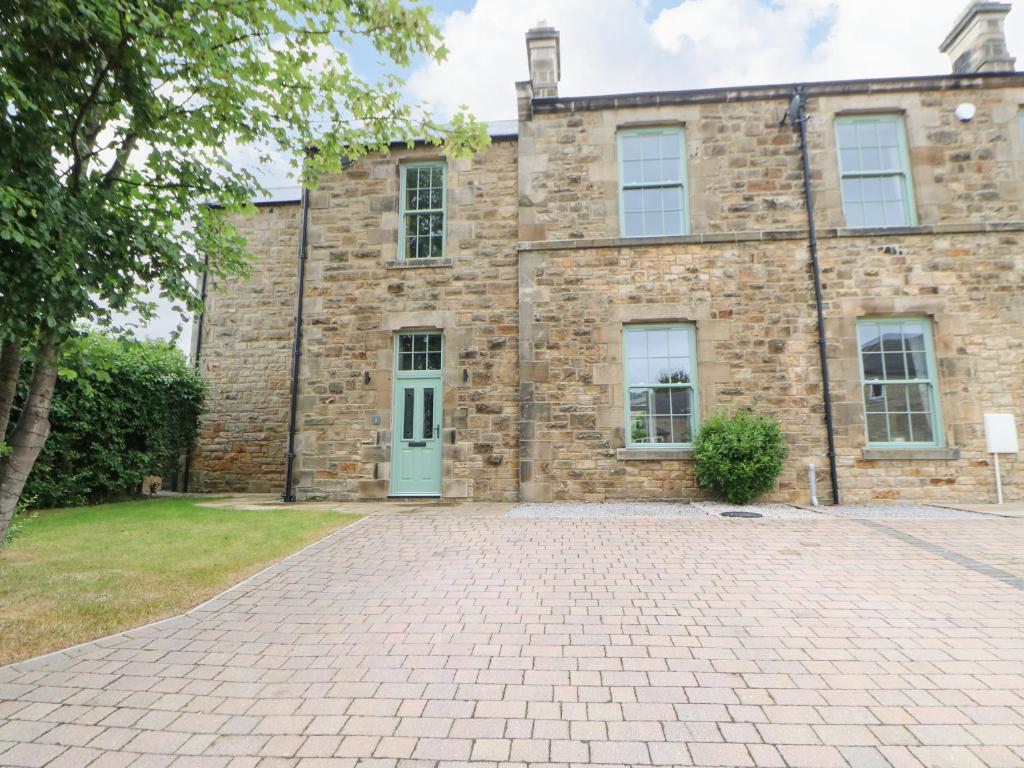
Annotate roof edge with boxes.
[531,71,1024,113]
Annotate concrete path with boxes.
[0,514,1022,767]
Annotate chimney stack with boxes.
[525,22,561,98]
[940,2,1016,74]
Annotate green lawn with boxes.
[0,498,360,666]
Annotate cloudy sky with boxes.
[147,0,1024,351]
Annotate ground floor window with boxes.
[857,317,942,447]
[624,324,698,447]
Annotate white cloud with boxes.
[408,0,1024,119]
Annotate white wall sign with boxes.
[984,413,1019,454]
[984,413,1018,505]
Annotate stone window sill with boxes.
[861,447,961,461]
[385,258,452,270]
[616,448,694,461]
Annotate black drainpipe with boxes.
[789,87,841,505]
[283,184,311,502]
[181,251,210,493]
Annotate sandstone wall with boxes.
[517,78,1024,505]
[518,80,1024,241]
[294,140,520,501]
[192,76,1024,506]
[517,238,824,503]
[824,232,1023,504]
[518,230,1023,505]
[189,203,301,493]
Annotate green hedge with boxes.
[10,334,205,508]
[693,410,788,505]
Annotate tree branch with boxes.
[101,133,138,189]
[69,12,131,191]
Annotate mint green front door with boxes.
[391,333,443,496]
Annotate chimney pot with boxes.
[525,24,561,99]
[940,1,1016,74]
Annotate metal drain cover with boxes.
[721,510,763,519]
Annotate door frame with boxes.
[389,330,444,497]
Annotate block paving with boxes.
[0,514,1022,767]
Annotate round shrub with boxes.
[693,410,788,505]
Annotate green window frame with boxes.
[397,331,443,372]
[399,161,447,260]
[835,115,917,229]
[857,318,943,448]
[617,127,689,238]
[623,324,699,448]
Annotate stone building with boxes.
[190,1,1024,506]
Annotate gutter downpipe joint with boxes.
[283,183,312,503]
[790,87,842,505]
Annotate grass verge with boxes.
[0,497,360,666]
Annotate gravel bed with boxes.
[506,501,989,519]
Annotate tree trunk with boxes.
[0,338,23,442]
[0,337,58,543]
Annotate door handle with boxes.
[435,425,440,439]
[408,441,426,447]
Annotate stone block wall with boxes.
[191,74,1024,506]
[822,232,1023,503]
[517,238,826,503]
[518,78,1024,242]
[294,139,520,501]
[189,203,301,493]
[517,98,808,241]
[515,77,1024,505]
[812,85,1024,228]
[517,229,1023,505]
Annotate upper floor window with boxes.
[400,162,446,260]
[836,116,916,229]
[857,318,942,448]
[618,128,688,238]
[624,324,698,448]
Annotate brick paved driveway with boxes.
[0,515,1022,768]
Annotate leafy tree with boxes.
[0,0,488,540]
